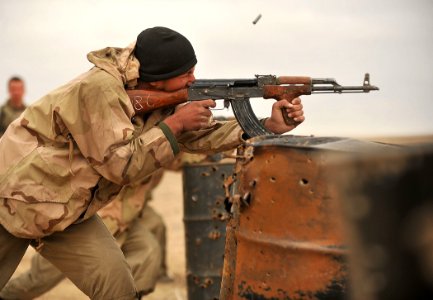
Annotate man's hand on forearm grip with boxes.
[265,98,305,134]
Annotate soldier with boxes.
[0,170,167,299]
[0,26,304,299]
[0,76,26,136]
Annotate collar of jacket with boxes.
[86,41,140,89]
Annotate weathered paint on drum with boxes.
[183,162,235,300]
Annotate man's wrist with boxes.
[158,122,180,155]
[262,117,274,132]
[260,118,269,129]
[163,116,183,137]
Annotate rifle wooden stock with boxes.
[126,88,188,115]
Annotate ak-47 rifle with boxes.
[126,73,379,138]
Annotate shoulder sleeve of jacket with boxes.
[176,120,245,154]
[59,70,177,185]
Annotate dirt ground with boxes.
[8,171,187,300]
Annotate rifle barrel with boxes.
[312,85,379,93]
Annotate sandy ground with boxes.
[7,171,186,300]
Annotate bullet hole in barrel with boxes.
[208,230,221,240]
[261,282,270,291]
[201,172,211,177]
[221,173,226,179]
[270,177,276,183]
[211,166,218,172]
[224,197,232,212]
[203,277,213,288]
[242,192,251,206]
[300,178,309,185]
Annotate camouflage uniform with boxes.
[0,172,166,299]
[0,101,26,136]
[0,42,243,299]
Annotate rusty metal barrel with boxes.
[183,160,235,300]
[220,135,399,300]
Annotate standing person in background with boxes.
[0,76,26,136]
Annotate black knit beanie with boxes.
[135,27,197,82]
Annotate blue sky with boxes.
[0,0,432,137]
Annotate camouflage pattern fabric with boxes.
[0,42,243,239]
[0,215,137,300]
[0,206,164,299]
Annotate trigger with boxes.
[224,100,231,109]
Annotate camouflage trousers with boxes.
[1,208,165,300]
[0,214,137,299]
[0,205,166,300]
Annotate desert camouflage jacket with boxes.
[0,42,243,238]
[98,167,164,237]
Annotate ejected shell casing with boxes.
[252,14,262,25]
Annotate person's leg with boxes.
[121,217,162,297]
[38,215,137,300]
[0,224,29,291]
[139,206,168,278]
[0,253,65,299]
